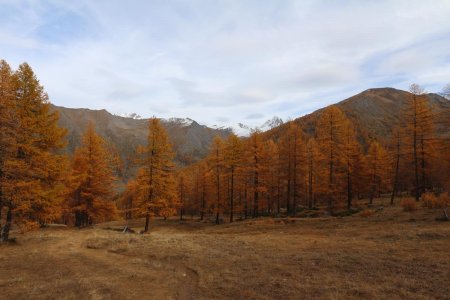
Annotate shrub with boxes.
[422,192,438,208]
[401,198,417,212]
[360,210,375,218]
[438,193,449,209]
[422,192,449,209]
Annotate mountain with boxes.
[52,88,449,179]
[51,105,232,177]
[237,116,284,136]
[267,87,450,146]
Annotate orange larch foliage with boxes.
[135,117,176,232]
[67,122,117,226]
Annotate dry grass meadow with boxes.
[1,199,449,300]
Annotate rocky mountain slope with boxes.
[52,88,449,179]
[51,105,232,175]
[267,88,450,146]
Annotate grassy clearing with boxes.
[0,199,449,299]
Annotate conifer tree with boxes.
[177,172,187,220]
[306,138,321,209]
[196,161,208,220]
[366,141,389,204]
[390,130,403,205]
[120,179,138,220]
[68,122,117,226]
[224,133,243,222]
[342,120,361,210]
[406,84,435,200]
[0,60,17,241]
[316,106,347,213]
[1,62,67,241]
[136,117,176,232]
[279,123,302,215]
[247,130,264,218]
[262,139,279,215]
[207,136,225,224]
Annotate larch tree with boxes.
[1,62,67,241]
[136,117,176,232]
[177,171,188,221]
[68,122,117,227]
[247,130,265,218]
[279,122,304,215]
[0,60,17,241]
[316,106,347,214]
[120,179,138,220]
[224,133,243,223]
[366,140,389,204]
[406,84,435,201]
[262,139,279,215]
[306,138,322,209]
[342,120,361,210]
[196,161,208,220]
[207,136,225,224]
[389,129,403,205]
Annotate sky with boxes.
[1,0,450,132]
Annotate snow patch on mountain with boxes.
[115,112,143,119]
[165,117,195,127]
[233,116,283,136]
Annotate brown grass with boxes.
[0,199,449,299]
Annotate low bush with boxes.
[422,192,438,208]
[401,198,417,212]
[360,210,375,218]
[422,192,449,209]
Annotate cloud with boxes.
[246,113,264,120]
[1,0,450,130]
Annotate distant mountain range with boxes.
[267,87,450,147]
[51,105,232,177]
[51,87,449,180]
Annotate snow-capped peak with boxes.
[166,117,195,127]
[115,112,143,119]
[233,116,283,136]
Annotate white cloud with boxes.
[1,0,449,130]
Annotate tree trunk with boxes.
[391,134,400,205]
[413,95,420,201]
[253,170,259,218]
[144,211,150,232]
[229,168,234,223]
[347,165,352,210]
[244,183,248,219]
[0,205,12,242]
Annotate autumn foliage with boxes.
[1,58,449,238]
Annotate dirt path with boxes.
[0,228,202,300]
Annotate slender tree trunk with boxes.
[328,118,334,214]
[347,163,352,210]
[391,133,400,205]
[292,136,298,217]
[0,205,12,242]
[215,147,221,225]
[244,183,248,219]
[420,136,426,194]
[229,168,234,223]
[413,95,420,201]
[253,170,259,218]
[308,157,313,209]
[144,210,150,232]
[200,185,205,221]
